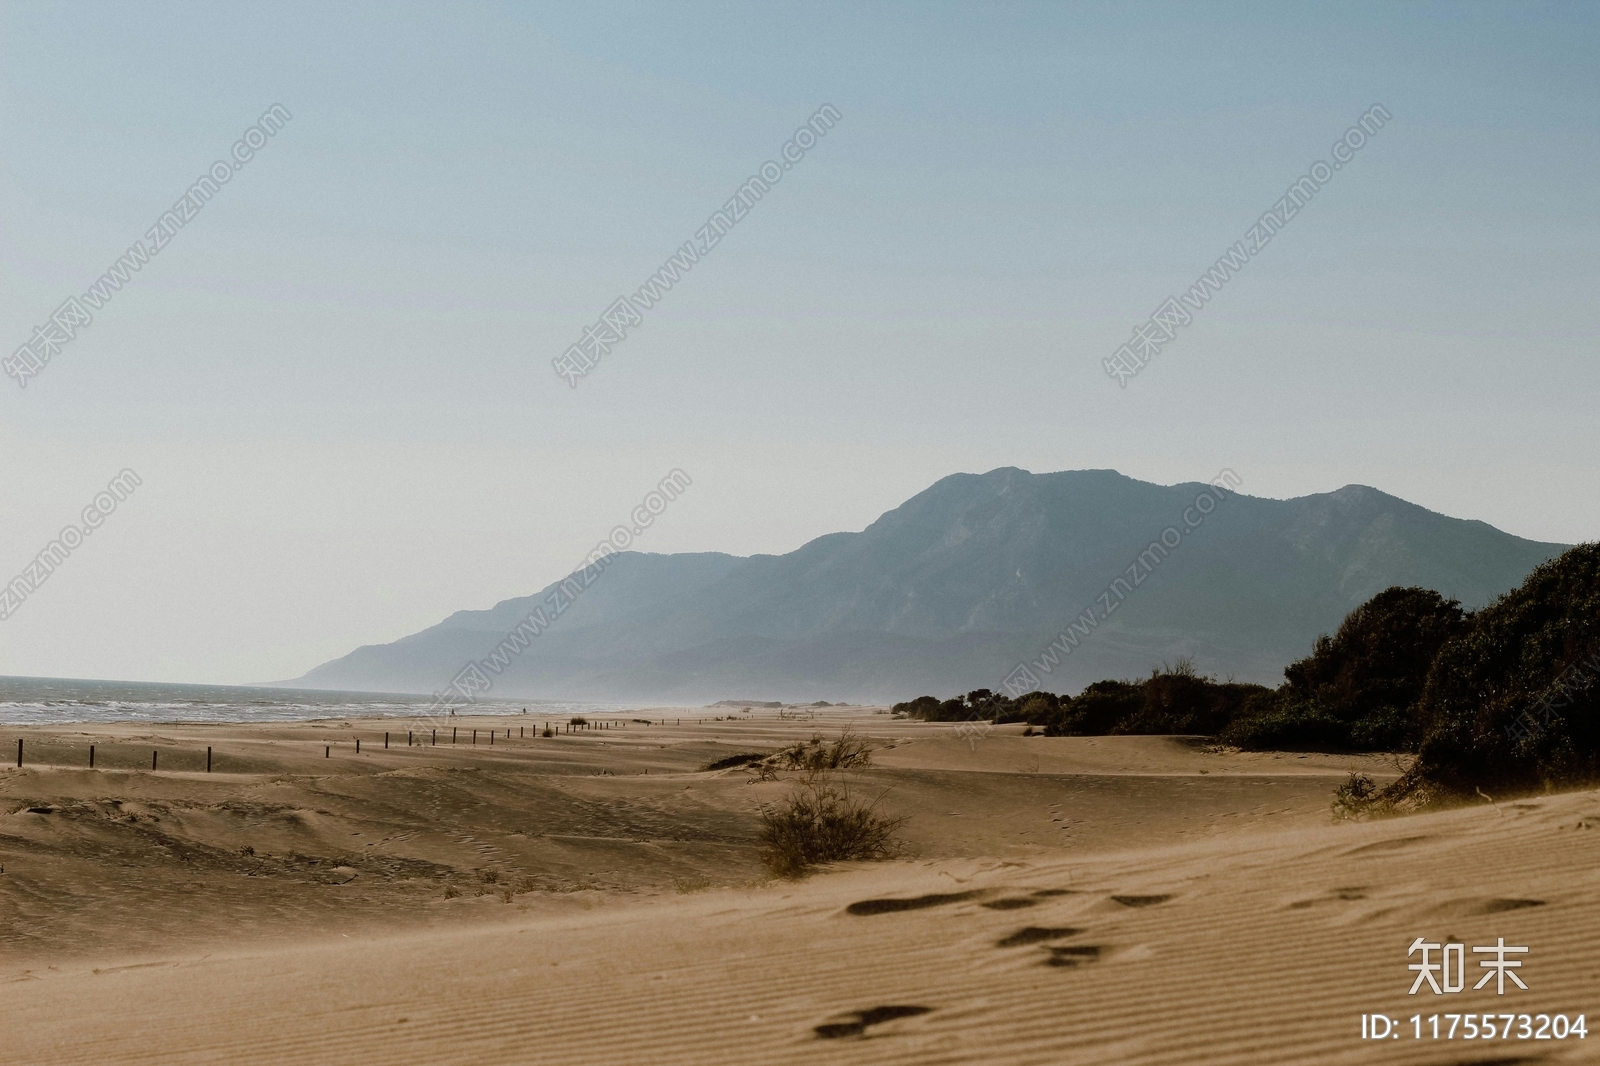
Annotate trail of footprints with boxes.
[815,886,1179,1038]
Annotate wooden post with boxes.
[90,744,95,769]
[385,732,389,749]
[207,747,212,773]
[472,729,477,745]
[326,746,330,758]
[432,729,436,745]
[15,739,20,768]
[490,731,494,746]
[152,750,158,771]
[356,739,361,754]
[453,728,457,744]
[408,731,413,746]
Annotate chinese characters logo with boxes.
[1409,937,1529,995]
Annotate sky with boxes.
[1,1,1596,685]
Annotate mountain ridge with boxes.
[290,469,1571,702]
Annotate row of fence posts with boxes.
[8,718,664,772]
[14,738,215,772]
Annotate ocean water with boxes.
[0,676,623,726]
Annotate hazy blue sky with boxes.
[1,1,1596,684]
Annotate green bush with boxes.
[891,583,1510,757]
[1219,586,1472,752]
[1391,544,1600,800]
[1009,691,1061,724]
[1280,586,1467,750]
[1220,698,1351,751]
[1042,679,1140,736]
[1040,668,1270,738]
[1348,706,1412,752]
[891,695,943,719]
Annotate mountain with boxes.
[288,469,1571,703]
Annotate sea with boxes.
[0,675,631,727]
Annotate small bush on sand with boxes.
[772,728,873,773]
[1330,771,1385,821]
[758,775,906,878]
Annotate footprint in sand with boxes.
[813,1005,933,1039]
[981,897,1038,910]
[846,891,980,916]
[1344,835,1429,856]
[1044,945,1104,967]
[1288,887,1368,909]
[996,926,1082,948]
[1478,898,1545,913]
[1110,894,1173,908]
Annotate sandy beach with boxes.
[5,709,1590,1064]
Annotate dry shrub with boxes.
[758,775,905,878]
[773,728,873,773]
[1330,771,1393,821]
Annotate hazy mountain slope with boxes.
[291,469,1570,702]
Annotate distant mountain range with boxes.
[288,469,1571,703]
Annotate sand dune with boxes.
[3,711,1592,1064]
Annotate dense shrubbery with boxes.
[1220,587,1468,752]
[891,690,1056,724]
[892,660,1272,740]
[895,545,1600,802]
[1040,664,1274,737]
[1387,544,1600,801]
